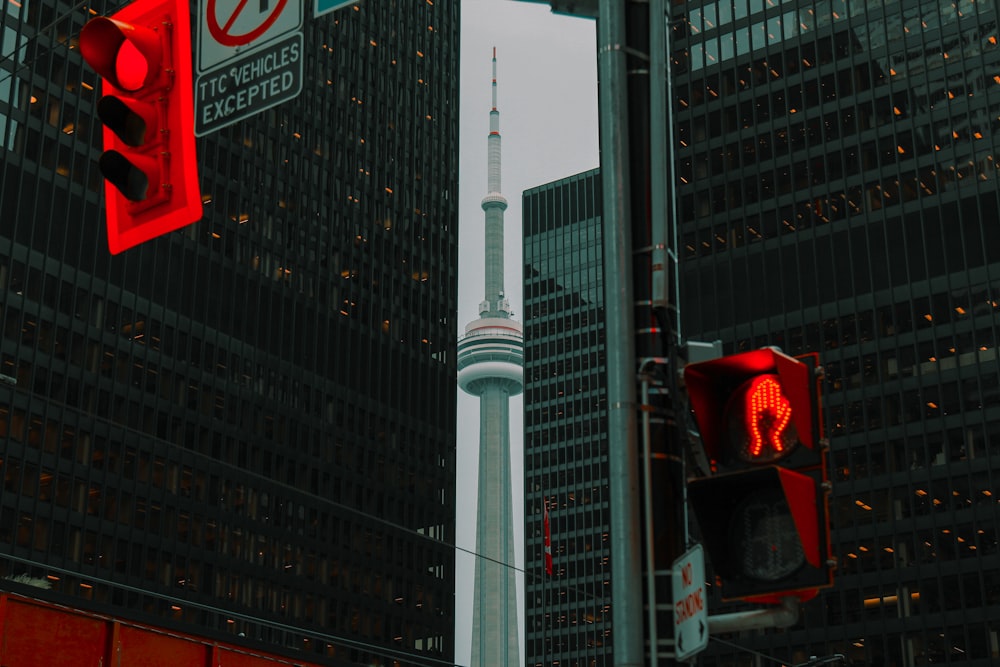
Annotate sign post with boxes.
[672,545,708,662]
[195,0,303,136]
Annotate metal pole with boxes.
[640,370,658,667]
[597,0,644,664]
[649,0,669,311]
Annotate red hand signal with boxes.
[745,376,792,458]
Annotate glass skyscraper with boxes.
[679,0,1000,664]
[0,1,458,665]
[525,1,1000,664]
[522,169,612,666]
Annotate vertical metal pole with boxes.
[647,1,668,663]
[597,1,644,665]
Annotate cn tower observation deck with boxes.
[457,316,524,397]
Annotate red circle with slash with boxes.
[206,0,289,47]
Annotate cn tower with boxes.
[457,48,523,666]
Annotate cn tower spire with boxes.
[481,46,509,319]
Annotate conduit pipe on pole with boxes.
[639,361,660,667]
[649,0,669,311]
[597,1,644,665]
[707,596,801,635]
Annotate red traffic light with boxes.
[684,348,832,602]
[80,0,202,254]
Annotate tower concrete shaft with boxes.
[470,384,519,666]
[458,48,523,667]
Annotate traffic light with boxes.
[684,348,833,603]
[80,0,202,254]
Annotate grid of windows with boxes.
[675,0,1000,664]
[522,170,614,667]
[525,0,1000,663]
[0,1,458,665]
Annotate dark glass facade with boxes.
[526,1,1000,664]
[0,1,458,665]
[676,0,1000,664]
[522,169,613,666]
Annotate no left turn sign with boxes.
[198,0,301,72]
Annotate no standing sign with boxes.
[672,544,709,662]
[195,0,303,136]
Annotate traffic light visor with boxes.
[99,150,158,202]
[97,96,158,147]
[79,17,162,91]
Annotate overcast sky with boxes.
[455,2,599,665]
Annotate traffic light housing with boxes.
[80,0,202,254]
[684,348,833,603]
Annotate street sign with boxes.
[672,545,709,662]
[314,0,355,18]
[195,32,302,136]
[195,0,302,136]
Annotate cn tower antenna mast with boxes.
[481,46,510,319]
[457,48,523,667]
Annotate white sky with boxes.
[455,2,599,665]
